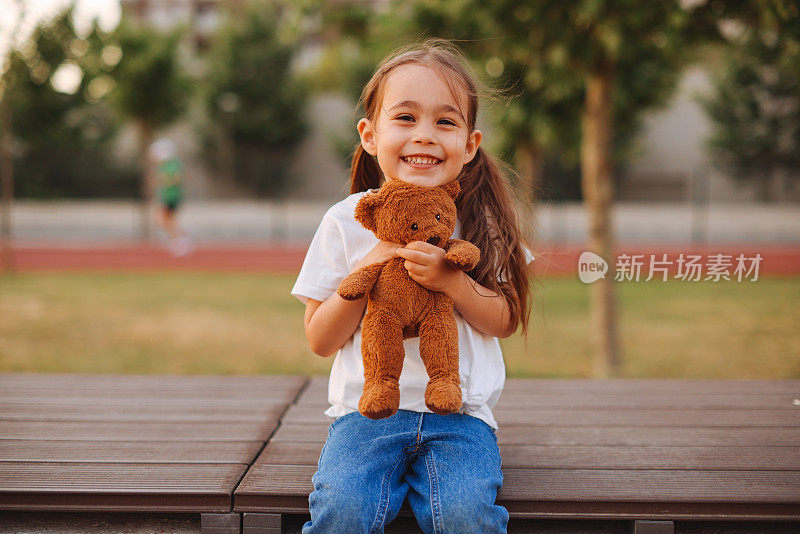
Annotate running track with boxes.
[4,243,799,276]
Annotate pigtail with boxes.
[350,144,383,194]
[457,147,533,336]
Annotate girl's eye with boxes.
[435,214,441,221]
[438,118,457,126]
[396,114,414,122]
[411,223,418,231]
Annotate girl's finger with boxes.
[405,241,440,254]
[397,247,431,265]
[404,260,424,275]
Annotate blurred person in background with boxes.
[149,138,194,256]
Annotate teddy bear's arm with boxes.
[336,260,389,301]
[444,239,480,271]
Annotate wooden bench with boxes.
[235,377,800,533]
[1,373,799,533]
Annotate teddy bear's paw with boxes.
[338,287,365,301]
[424,379,462,415]
[337,278,365,301]
[359,379,400,420]
[444,249,478,272]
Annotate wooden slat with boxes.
[0,373,306,391]
[0,462,247,512]
[0,420,275,441]
[291,394,800,409]
[495,425,800,446]
[502,378,800,395]
[270,421,800,447]
[0,391,299,406]
[0,387,297,406]
[270,423,329,442]
[252,441,800,471]
[281,404,800,427]
[0,440,264,464]
[297,376,800,399]
[493,407,799,426]
[0,403,284,422]
[235,463,800,504]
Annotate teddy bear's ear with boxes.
[354,192,383,233]
[441,179,461,200]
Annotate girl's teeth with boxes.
[404,156,439,165]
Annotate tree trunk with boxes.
[581,70,620,377]
[136,120,155,242]
[218,115,235,187]
[515,140,544,205]
[1,87,14,272]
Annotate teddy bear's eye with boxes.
[411,223,418,231]
[435,214,441,221]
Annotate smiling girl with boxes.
[291,40,533,533]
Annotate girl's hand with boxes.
[353,239,403,272]
[397,241,462,294]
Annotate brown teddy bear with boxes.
[337,179,480,420]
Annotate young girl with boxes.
[291,40,533,534]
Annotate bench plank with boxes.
[0,420,276,441]
[0,462,247,512]
[269,421,800,446]
[237,463,800,503]
[234,464,800,520]
[0,374,305,390]
[254,441,800,470]
[0,403,285,422]
[282,403,800,427]
[0,440,264,463]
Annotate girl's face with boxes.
[358,64,482,188]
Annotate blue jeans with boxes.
[302,410,508,534]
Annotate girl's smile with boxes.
[357,64,482,187]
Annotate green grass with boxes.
[1,272,798,378]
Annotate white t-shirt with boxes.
[291,190,530,430]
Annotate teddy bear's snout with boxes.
[426,235,441,247]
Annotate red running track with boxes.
[3,243,799,275]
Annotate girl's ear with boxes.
[463,129,482,164]
[358,118,378,156]
[354,191,383,233]
[441,179,461,200]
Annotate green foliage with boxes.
[5,9,137,198]
[203,0,308,197]
[106,20,189,129]
[701,16,800,199]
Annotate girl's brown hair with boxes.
[350,39,534,335]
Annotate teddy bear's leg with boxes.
[419,294,462,415]
[359,309,405,420]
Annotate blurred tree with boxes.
[107,19,189,241]
[203,0,308,197]
[5,12,137,200]
[489,0,715,377]
[701,10,800,201]
[9,10,135,198]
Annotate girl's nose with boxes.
[412,123,436,145]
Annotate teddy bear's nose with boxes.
[427,236,441,246]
